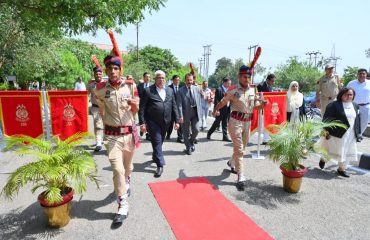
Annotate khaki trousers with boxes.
[320,99,333,117]
[228,117,251,174]
[106,135,135,196]
[91,106,104,145]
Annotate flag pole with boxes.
[253,92,265,160]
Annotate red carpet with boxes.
[149,177,273,240]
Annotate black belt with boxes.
[92,104,99,108]
[104,125,132,136]
[358,103,369,106]
[230,111,252,122]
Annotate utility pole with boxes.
[136,22,139,61]
[203,45,212,80]
[248,44,259,62]
[306,51,321,66]
[198,58,204,78]
[328,44,341,74]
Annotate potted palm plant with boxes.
[1,132,99,228]
[268,119,345,193]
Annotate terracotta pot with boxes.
[38,188,74,228]
[280,164,308,193]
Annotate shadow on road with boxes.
[0,204,63,240]
[72,192,116,221]
[234,179,301,209]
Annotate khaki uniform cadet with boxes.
[94,55,139,224]
[316,64,342,116]
[87,66,105,152]
[213,65,266,190]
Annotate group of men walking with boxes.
[86,46,370,227]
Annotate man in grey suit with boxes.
[177,73,202,155]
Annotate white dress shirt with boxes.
[156,86,166,101]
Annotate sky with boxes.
[77,0,370,78]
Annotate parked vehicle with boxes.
[304,91,316,106]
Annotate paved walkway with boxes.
[1,116,369,240]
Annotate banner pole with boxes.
[42,90,51,140]
[253,92,265,160]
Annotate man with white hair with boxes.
[139,70,180,177]
[347,68,370,134]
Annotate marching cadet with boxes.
[95,31,140,226]
[87,56,105,152]
[213,65,267,190]
[315,64,342,116]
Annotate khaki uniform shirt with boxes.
[94,81,138,127]
[87,80,104,106]
[222,86,259,113]
[316,75,342,100]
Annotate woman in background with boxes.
[286,81,306,123]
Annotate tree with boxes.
[342,66,359,86]
[274,57,322,93]
[11,38,107,90]
[0,0,166,35]
[139,45,181,74]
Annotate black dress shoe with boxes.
[222,138,232,142]
[94,145,102,152]
[206,134,211,140]
[177,138,184,143]
[191,146,195,152]
[154,167,163,178]
[166,136,170,140]
[112,213,128,225]
[227,161,237,174]
[319,160,325,169]
[337,170,350,178]
[262,142,268,145]
[185,149,192,155]
[194,139,198,144]
[145,134,151,141]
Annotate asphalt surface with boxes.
[1,116,370,240]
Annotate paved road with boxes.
[1,116,369,240]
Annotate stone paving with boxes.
[0,116,369,240]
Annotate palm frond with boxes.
[268,118,346,170]
[1,133,99,204]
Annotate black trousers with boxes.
[208,113,229,139]
[146,118,167,167]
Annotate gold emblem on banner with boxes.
[15,104,30,126]
[63,104,75,125]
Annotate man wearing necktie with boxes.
[177,73,202,155]
[137,72,151,140]
[167,75,184,142]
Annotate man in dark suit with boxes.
[166,75,183,142]
[137,72,151,140]
[177,73,203,155]
[207,77,232,141]
[257,73,276,144]
[257,73,275,92]
[139,70,180,177]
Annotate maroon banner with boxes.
[262,92,287,134]
[48,91,88,140]
[0,91,44,138]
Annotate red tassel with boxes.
[91,55,102,69]
[189,63,197,80]
[107,29,124,73]
[250,47,262,68]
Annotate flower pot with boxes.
[280,164,308,193]
[37,188,74,228]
